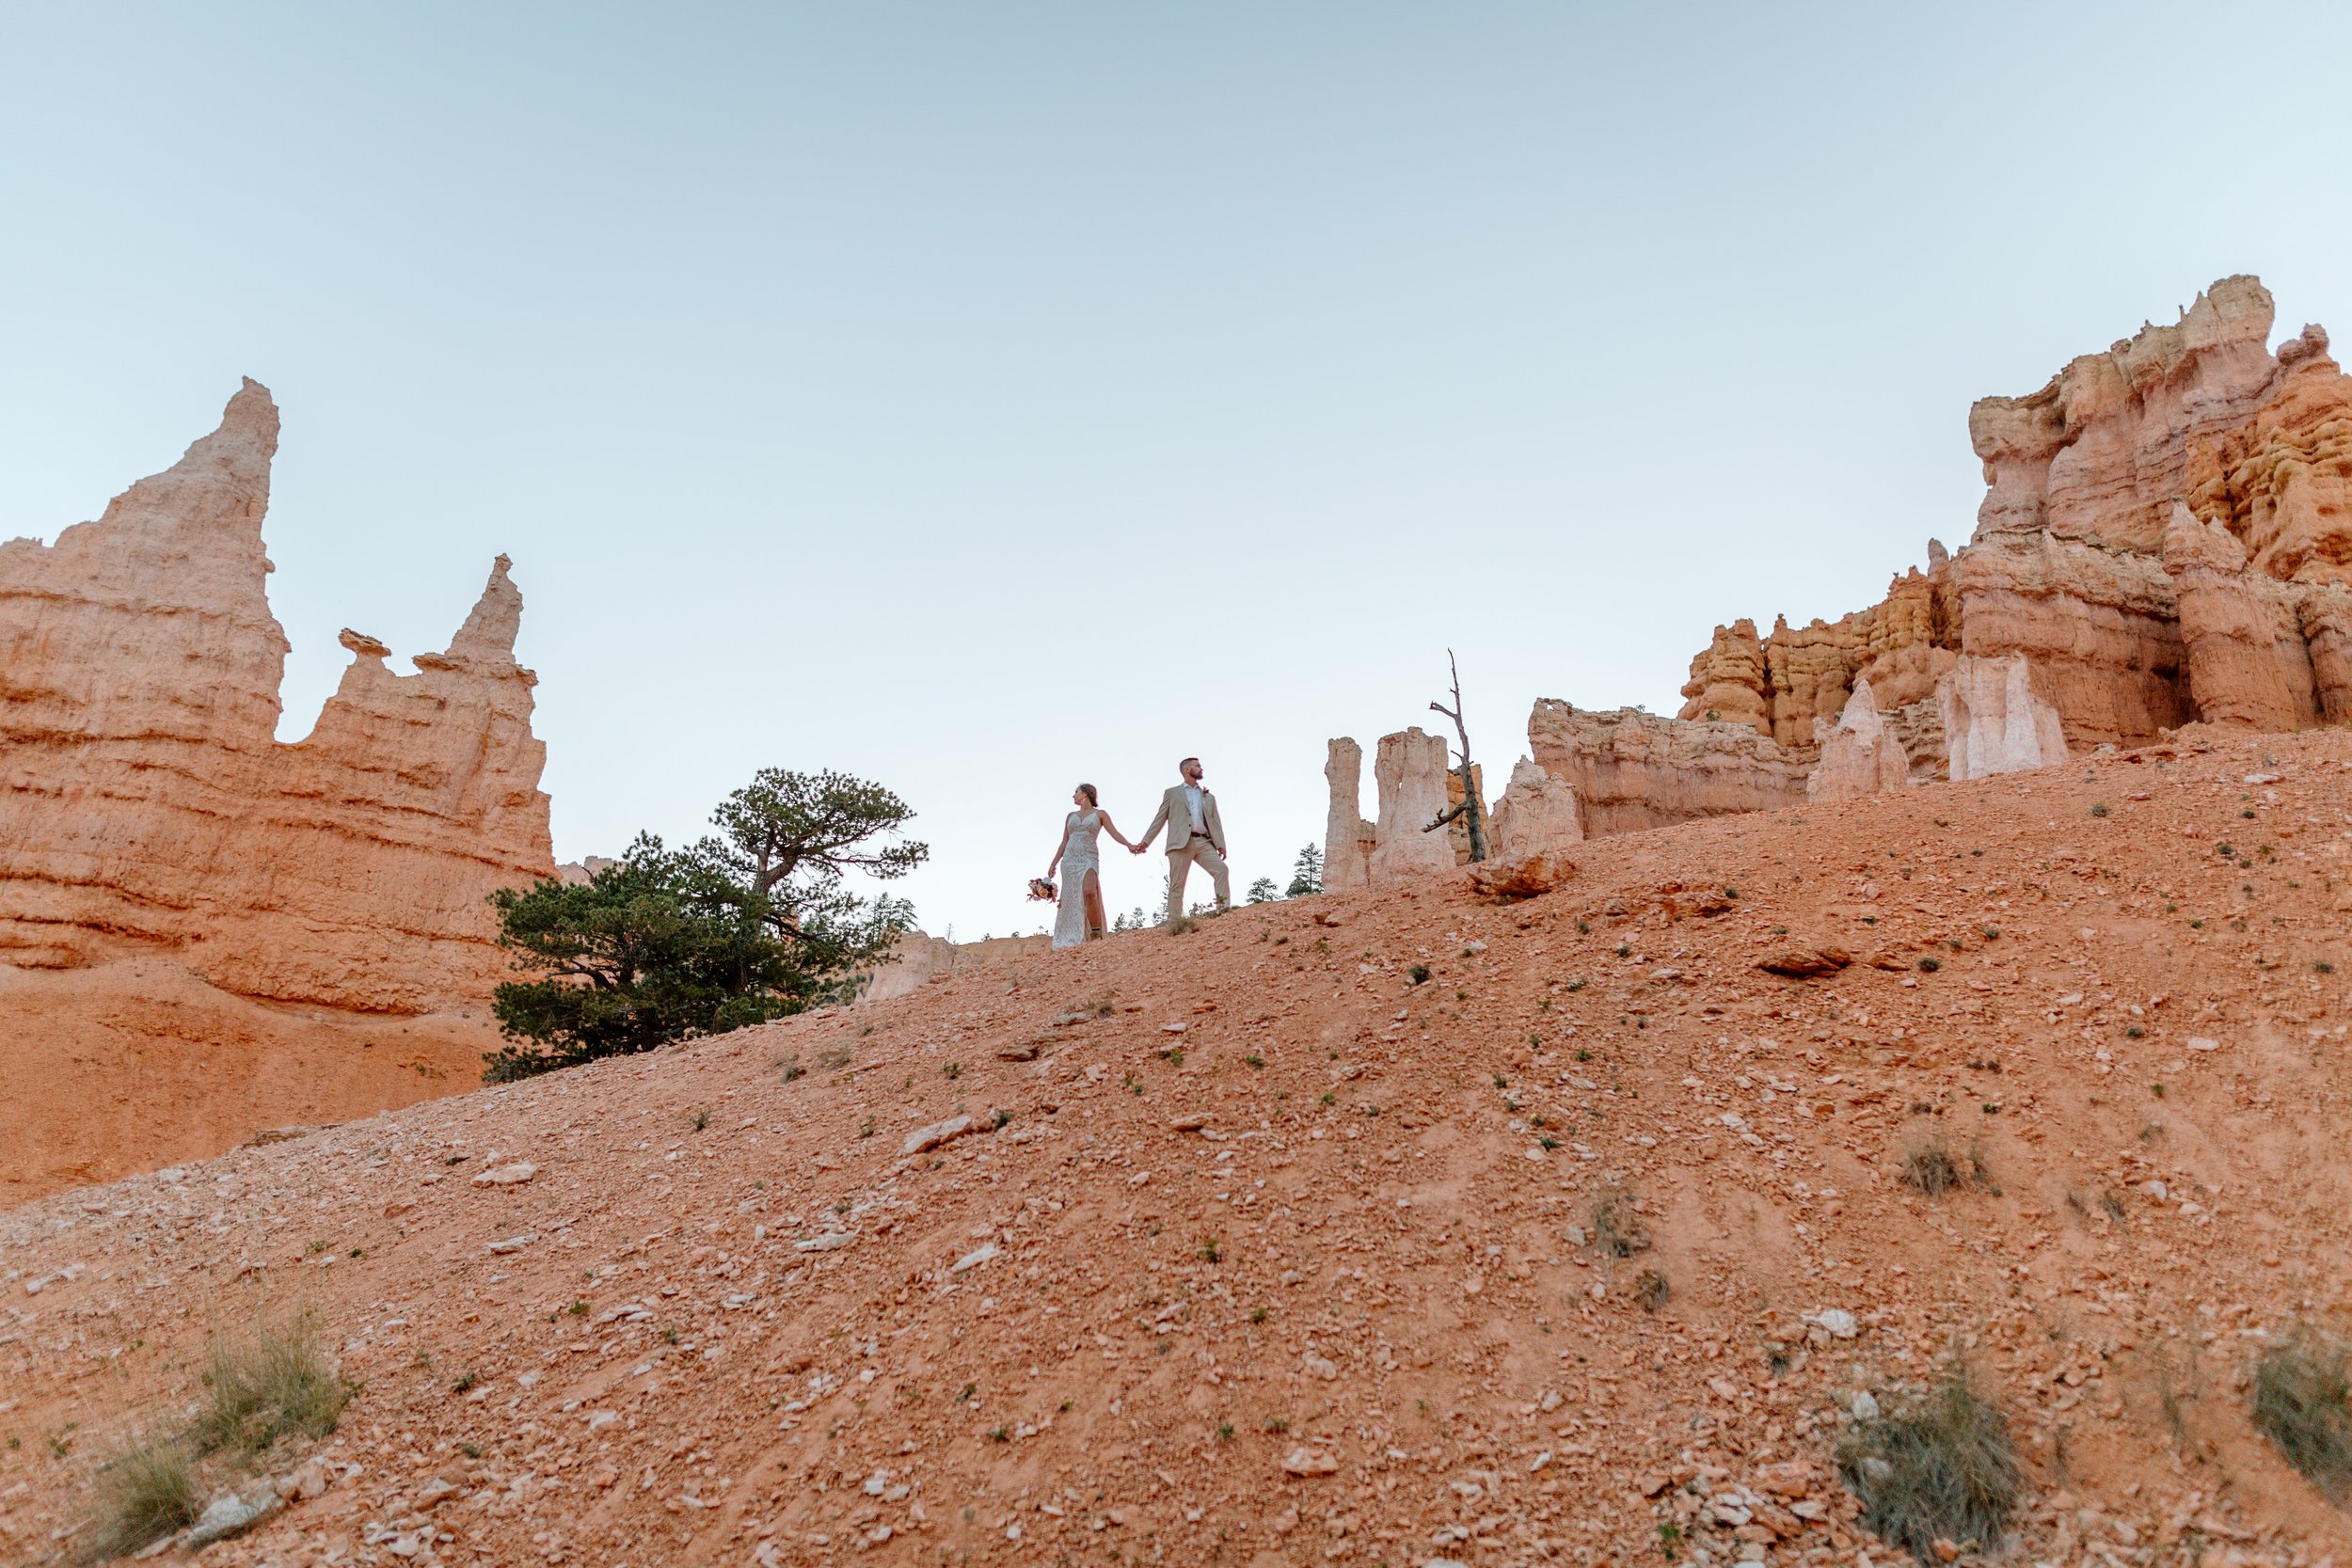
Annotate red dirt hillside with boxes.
[6,731,2352,1566]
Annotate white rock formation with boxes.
[1321,738,1375,893]
[1368,728,1455,882]
[1487,757,1584,859]
[1937,653,2067,781]
[1804,678,1910,802]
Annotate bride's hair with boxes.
[1075,783,1098,806]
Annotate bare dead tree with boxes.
[1421,648,1488,862]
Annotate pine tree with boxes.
[1285,843,1324,897]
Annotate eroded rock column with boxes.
[1804,678,1909,802]
[1321,738,1375,893]
[2160,502,2318,732]
[1937,654,2066,781]
[1487,757,1583,859]
[1368,728,1454,883]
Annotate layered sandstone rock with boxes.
[2301,586,2352,724]
[1683,275,2352,771]
[1486,756,1584,860]
[1321,739,1375,894]
[1968,276,2281,553]
[0,380,554,1012]
[1678,620,1771,735]
[1804,679,1909,803]
[1526,703,1805,835]
[1944,530,2186,748]
[2160,501,2319,731]
[1368,728,1455,881]
[864,930,1051,1003]
[2186,324,2352,583]
[1938,654,2067,782]
[1676,564,1956,752]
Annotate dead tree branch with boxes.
[1423,648,1487,862]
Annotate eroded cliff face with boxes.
[1678,275,2352,767]
[1317,277,2352,872]
[0,380,554,1013]
[1528,703,1806,834]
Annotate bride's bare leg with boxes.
[1083,869,1106,938]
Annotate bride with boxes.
[1045,784,1137,948]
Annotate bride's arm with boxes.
[1098,811,1136,850]
[1047,818,1070,877]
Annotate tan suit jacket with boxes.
[1142,784,1224,855]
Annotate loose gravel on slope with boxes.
[6,732,2352,1566]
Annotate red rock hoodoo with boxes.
[0,381,555,1196]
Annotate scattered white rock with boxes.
[485,1234,535,1255]
[951,1241,999,1275]
[179,1486,281,1549]
[1281,1446,1339,1477]
[1849,1389,1881,1420]
[902,1115,977,1156]
[471,1161,537,1187]
[795,1233,855,1253]
[1810,1307,1859,1339]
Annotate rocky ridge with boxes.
[6,729,2351,1565]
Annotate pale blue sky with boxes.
[6,4,2352,939]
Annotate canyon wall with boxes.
[0,379,554,1013]
[1526,703,1807,834]
[1677,275,2352,770]
[1323,275,2352,879]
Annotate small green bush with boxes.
[1837,1364,2018,1562]
[2251,1326,2352,1497]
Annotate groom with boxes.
[1132,755,1230,927]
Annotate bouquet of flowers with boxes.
[1026,877,1057,902]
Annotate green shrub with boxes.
[1837,1364,2018,1562]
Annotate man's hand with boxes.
[1130,844,1146,855]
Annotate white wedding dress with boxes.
[1053,810,1103,949]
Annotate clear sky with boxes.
[6,3,2352,941]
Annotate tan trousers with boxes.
[1165,838,1231,925]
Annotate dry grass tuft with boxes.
[2251,1326,2352,1497]
[194,1310,354,1460]
[87,1432,200,1559]
[1634,1268,1670,1312]
[1899,1135,1987,1199]
[1590,1185,1651,1259]
[1836,1362,2018,1563]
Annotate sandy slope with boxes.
[0,961,498,1203]
[6,730,2352,1566]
